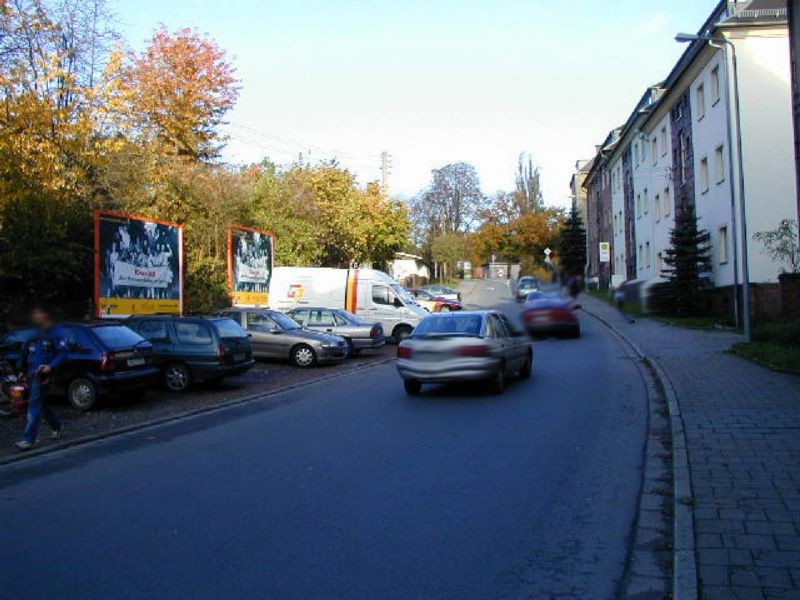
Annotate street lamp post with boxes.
[676,32,751,342]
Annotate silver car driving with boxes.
[217,308,348,368]
[396,310,533,395]
[285,307,385,356]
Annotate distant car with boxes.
[0,327,37,372]
[126,316,255,392]
[7,322,160,410]
[217,308,348,368]
[407,289,462,313]
[515,276,541,301]
[422,284,461,302]
[396,310,533,395]
[285,307,385,356]
[521,297,581,338]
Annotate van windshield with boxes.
[391,284,415,305]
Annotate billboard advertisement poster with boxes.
[228,226,274,306]
[94,210,183,317]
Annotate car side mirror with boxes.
[393,298,403,308]
[573,304,582,310]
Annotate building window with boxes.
[643,188,648,214]
[634,142,639,167]
[638,244,643,270]
[718,226,728,264]
[711,65,720,105]
[636,193,641,218]
[664,187,671,216]
[654,193,661,222]
[696,84,705,120]
[645,242,651,268]
[652,138,658,165]
[657,252,663,273]
[661,127,667,156]
[700,157,709,193]
[715,145,725,184]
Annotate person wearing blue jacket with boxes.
[16,307,67,451]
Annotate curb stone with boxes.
[0,356,396,468]
[583,306,698,600]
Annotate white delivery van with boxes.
[269,267,428,340]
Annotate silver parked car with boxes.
[421,284,461,302]
[285,307,385,356]
[217,308,348,368]
[396,310,532,395]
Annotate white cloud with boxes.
[635,13,668,36]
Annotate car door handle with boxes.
[325,328,333,332]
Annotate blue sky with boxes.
[111,0,716,206]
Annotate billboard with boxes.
[94,210,184,317]
[228,226,274,306]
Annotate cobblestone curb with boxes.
[584,306,698,600]
[0,356,396,468]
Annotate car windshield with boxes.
[213,318,248,338]
[92,325,146,350]
[269,311,301,330]
[413,314,483,337]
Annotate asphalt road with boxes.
[0,280,649,600]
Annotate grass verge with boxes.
[730,341,800,375]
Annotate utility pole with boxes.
[380,151,392,195]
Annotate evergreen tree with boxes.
[558,205,587,278]
[661,202,712,315]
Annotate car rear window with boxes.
[91,325,146,350]
[175,321,215,344]
[212,318,247,339]
[413,314,483,337]
[1,328,36,344]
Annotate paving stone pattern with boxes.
[583,295,800,599]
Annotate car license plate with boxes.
[234,353,245,362]
[127,358,145,367]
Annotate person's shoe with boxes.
[51,427,63,441]
[15,440,34,451]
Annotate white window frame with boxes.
[715,145,725,184]
[700,156,709,193]
[652,138,658,165]
[660,127,667,156]
[654,193,661,222]
[718,226,728,264]
[664,187,671,216]
[696,84,705,120]
[711,65,720,105]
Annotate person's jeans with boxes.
[22,378,61,443]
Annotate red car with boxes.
[521,295,580,338]
[408,288,463,313]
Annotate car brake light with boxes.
[370,325,379,337]
[397,346,413,359]
[100,352,116,371]
[454,345,490,357]
[216,344,225,362]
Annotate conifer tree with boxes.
[558,205,587,278]
[661,202,712,315]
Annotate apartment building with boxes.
[582,0,796,320]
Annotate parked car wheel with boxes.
[519,354,532,379]
[393,325,413,342]
[164,362,192,393]
[438,305,451,313]
[343,338,355,358]
[489,367,506,394]
[404,379,421,395]
[291,344,317,368]
[68,377,98,411]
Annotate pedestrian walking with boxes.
[15,307,66,451]
[613,288,635,324]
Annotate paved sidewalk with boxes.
[582,294,800,600]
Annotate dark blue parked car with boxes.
[2,322,160,410]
